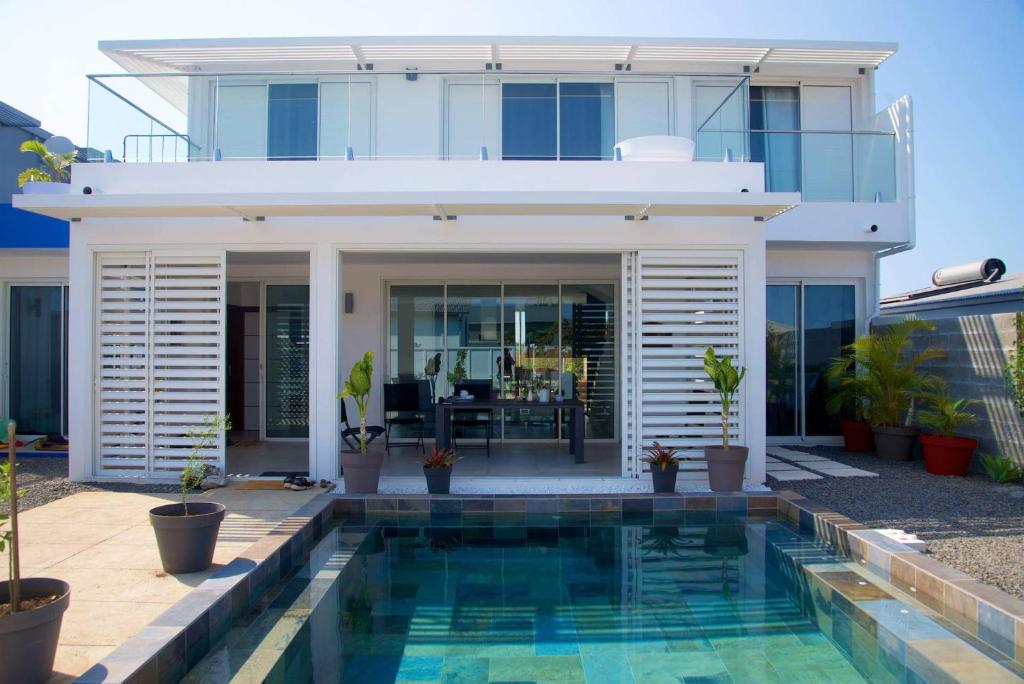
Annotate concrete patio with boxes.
[10,485,322,681]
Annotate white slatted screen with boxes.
[95,252,226,478]
[624,251,744,476]
[621,252,639,475]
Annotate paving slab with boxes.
[768,470,824,481]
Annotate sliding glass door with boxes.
[387,282,617,441]
[766,282,856,439]
[7,285,68,435]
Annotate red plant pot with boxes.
[920,434,977,476]
[840,419,875,453]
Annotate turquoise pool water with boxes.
[186,513,1023,683]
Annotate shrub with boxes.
[979,453,1023,484]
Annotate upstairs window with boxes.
[501,82,615,160]
[749,86,801,192]
[267,83,318,160]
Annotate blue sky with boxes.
[1,0,1021,296]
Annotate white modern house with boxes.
[9,36,913,489]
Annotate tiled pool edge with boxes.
[75,494,337,684]
[776,489,1024,669]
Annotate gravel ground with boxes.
[0,456,177,514]
[768,446,1024,600]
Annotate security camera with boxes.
[83,186,93,195]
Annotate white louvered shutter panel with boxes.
[638,251,744,471]
[149,254,226,476]
[621,252,640,476]
[96,254,151,476]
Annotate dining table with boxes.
[434,397,587,463]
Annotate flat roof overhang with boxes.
[13,191,799,221]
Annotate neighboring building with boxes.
[0,101,71,437]
[880,267,1024,466]
[13,36,914,486]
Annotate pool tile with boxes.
[627,652,728,683]
[582,654,634,683]
[977,601,1016,657]
[397,654,444,681]
[488,655,585,681]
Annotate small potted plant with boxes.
[643,441,682,493]
[17,140,75,194]
[825,357,874,452]
[446,349,467,396]
[339,351,381,493]
[703,347,748,492]
[421,447,460,494]
[149,414,230,574]
[918,384,979,476]
[0,420,70,684]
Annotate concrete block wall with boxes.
[875,312,1024,468]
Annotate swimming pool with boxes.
[186,511,1024,683]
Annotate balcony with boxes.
[83,71,905,206]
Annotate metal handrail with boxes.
[123,133,196,163]
[704,128,895,136]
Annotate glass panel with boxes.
[267,83,318,161]
[447,83,501,160]
[559,83,615,160]
[766,285,799,437]
[319,81,373,159]
[501,84,556,160]
[694,82,748,161]
[801,85,853,201]
[217,84,268,161]
[9,286,63,435]
[446,285,502,439]
[615,81,670,141]
[388,286,444,437]
[561,284,616,439]
[804,285,855,436]
[503,284,559,439]
[750,86,801,192]
[854,133,897,202]
[265,285,309,438]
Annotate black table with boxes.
[434,398,586,463]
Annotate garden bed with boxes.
[769,445,1024,599]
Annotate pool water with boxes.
[192,515,891,683]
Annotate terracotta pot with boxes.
[649,462,679,494]
[0,578,69,684]
[423,465,452,494]
[342,450,384,494]
[705,446,748,492]
[149,502,226,574]
[872,426,919,461]
[920,434,977,476]
[840,419,875,453]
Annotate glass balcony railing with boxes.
[85,72,899,202]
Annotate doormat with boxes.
[228,439,262,448]
[259,471,309,477]
[235,480,292,491]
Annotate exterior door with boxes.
[263,284,310,439]
[6,284,68,435]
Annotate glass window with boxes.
[766,285,799,437]
[559,83,615,160]
[501,84,556,160]
[502,285,560,439]
[268,83,318,160]
[804,285,856,436]
[750,86,801,192]
[9,286,66,435]
[561,284,616,438]
[694,83,747,161]
[265,285,309,438]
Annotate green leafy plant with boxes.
[917,383,977,437]
[181,414,231,515]
[1006,311,1024,419]
[422,447,460,469]
[424,352,442,399]
[825,354,870,422]
[979,453,1023,484]
[642,442,682,471]
[17,140,75,187]
[703,347,747,448]
[446,349,467,387]
[828,320,944,428]
[339,351,375,454]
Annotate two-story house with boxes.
[12,36,912,488]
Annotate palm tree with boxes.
[17,140,75,187]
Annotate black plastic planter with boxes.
[424,466,453,494]
[149,502,226,574]
[0,577,70,684]
[650,463,679,493]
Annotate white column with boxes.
[309,244,340,480]
[67,231,94,481]
[744,229,768,486]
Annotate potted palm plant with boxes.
[149,414,230,574]
[0,421,70,684]
[831,320,943,460]
[918,383,979,476]
[703,347,748,491]
[17,140,75,194]
[825,357,874,452]
[643,442,682,493]
[421,447,460,494]
[340,351,380,493]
